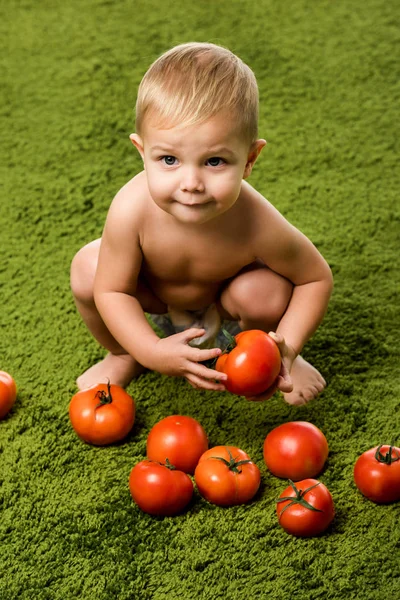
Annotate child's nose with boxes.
[180,168,205,193]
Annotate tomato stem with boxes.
[374,445,400,465]
[200,329,237,369]
[95,379,113,408]
[164,458,177,470]
[277,480,324,519]
[220,328,237,354]
[210,448,251,474]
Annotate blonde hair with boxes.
[135,42,260,146]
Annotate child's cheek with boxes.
[147,175,172,204]
[215,177,241,202]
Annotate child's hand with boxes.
[246,331,295,401]
[153,328,228,391]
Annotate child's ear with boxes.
[129,133,145,161]
[243,139,267,179]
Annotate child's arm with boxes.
[93,184,227,391]
[252,189,333,366]
[272,231,333,358]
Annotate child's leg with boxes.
[218,261,326,405]
[70,239,166,390]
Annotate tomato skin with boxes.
[264,421,328,480]
[276,479,335,537]
[354,445,400,504]
[215,330,281,397]
[129,460,193,516]
[0,371,17,419]
[146,415,208,474]
[194,446,261,507]
[69,382,135,445]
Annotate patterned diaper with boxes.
[149,303,241,349]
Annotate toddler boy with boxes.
[70,42,333,405]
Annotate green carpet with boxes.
[1,0,399,598]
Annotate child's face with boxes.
[130,112,265,225]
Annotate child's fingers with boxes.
[193,345,224,363]
[195,364,227,382]
[185,358,227,383]
[179,328,207,342]
[268,331,284,344]
[268,331,297,364]
[275,374,293,393]
[268,331,285,354]
[186,373,226,392]
[181,334,226,363]
[186,379,200,390]
[247,381,279,402]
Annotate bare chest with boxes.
[141,229,254,284]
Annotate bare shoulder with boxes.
[104,171,148,236]
[238,180,293,235]
[106,171,149,226]
[95,172,149,293]
[239,181,329,284]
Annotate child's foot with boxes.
[76,353,146,391]
[283,356,326,406]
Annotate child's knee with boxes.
[225,268,292,324]
[70,243,98,303]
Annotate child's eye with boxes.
[161,155,178,166]
[206,157,225,167]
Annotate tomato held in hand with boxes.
[0,371,17,419]
[215,330,281,397]
[354,445,400,504]
[194,446,261,506]
[264,421,328,480]
[129,459,193,516]
[276,479,335,537]
[69,381,135,445]
[146,415,208,474]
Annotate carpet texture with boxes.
[1,0,399,598]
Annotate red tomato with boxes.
[0,371,17,419]
[215,330,281,397]
[354,445,400,504]
[264,421,328,479]
[146,415,208,474]
[129,459,193,516]
[69,381,135,445]
[276,479,335,537]
[194,446,261,506]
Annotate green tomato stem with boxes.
[95,379,113,408]
[277,480,324,520]
[220,328,237,354]
[375,445,400,465]
[210,448,252,474]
